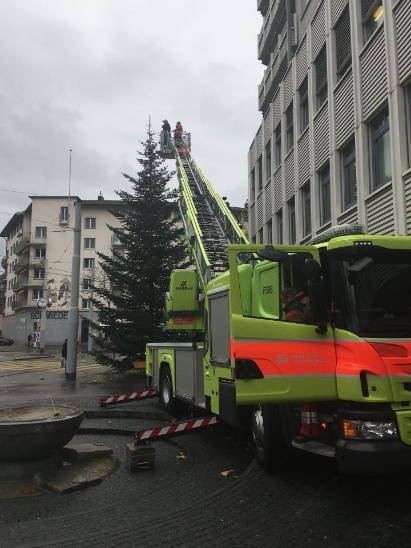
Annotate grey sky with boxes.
[0,1,262,258]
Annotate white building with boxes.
[249,0,411,243]
[0,194,127,345]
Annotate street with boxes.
[1,348,411,547]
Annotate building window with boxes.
[302,182,311,237]
[266,219,273,243]
[35,227,47,238]
[251,169,256,199]
[258,155,263,192]
[34,267,45,279]
[34,248,46,259]
[335,6,352,77]
[258,228,263,244]
[362,0,383,42]
[83,278,92,290]
[319,165,331,225]
[315,46,327,109]
[59,206,69,223]
[288,198,296,244]
[111,229,124,245]
[82,299,90,310]
[84,238,96,249]
[266,142,272,182]
[342,140,357,209]
[32,289,44,300]
[84,217,96,229]
[299,77,309,133]
[286,103,294,152]
[84,258,95,269]
[276,209,283,244]
[370,107,391,190]
[275,123,282,167]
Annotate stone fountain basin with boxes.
[0,406,84,462]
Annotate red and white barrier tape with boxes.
[137,416,220,443]
[100,389,157,406]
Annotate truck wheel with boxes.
[250,404,289,472]
[159,366,175,414]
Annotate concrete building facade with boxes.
[0,195,127,345]
[249,0,411,244]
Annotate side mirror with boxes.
[257,245,289,263]
[347,257,374,284]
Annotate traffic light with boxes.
[33,322,37,330]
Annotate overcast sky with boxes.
[0,0,263,258]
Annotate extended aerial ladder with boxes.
[167,132,249,294]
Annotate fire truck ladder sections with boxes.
[135,415,221,445]
[99,389,158,407]
[176,148,248,292]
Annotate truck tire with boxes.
[250,404,289,472]
[159,365,175,414]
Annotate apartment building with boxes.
[249,0,411,243]
[0,194,127,345]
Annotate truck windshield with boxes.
[329,248,411,337]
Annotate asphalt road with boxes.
[1,348,411,547]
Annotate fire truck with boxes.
[145,130,411,475]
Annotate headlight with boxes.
[343,420,398,440]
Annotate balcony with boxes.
[257,0,270,16]
[14,233,31,255]
[258,30,289,113]
[12,298,28,311]
[13,276,45,293]
[258,0,287,65]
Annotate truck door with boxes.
[229,245,337,406]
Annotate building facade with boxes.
[249,0,411,244]
[0,195,127,345]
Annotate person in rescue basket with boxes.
[281,287,319,443]
[173,121,183,146]
[162,119,171,146]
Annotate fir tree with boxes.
[90,122,189,371]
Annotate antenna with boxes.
[68,149,72,204]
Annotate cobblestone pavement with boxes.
[1,350,411,547]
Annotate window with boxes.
[335,6,352,77]
[84,238,96,249]
[302,182,312,237]
[111,229,124,245]
[258,155,263,192]
[370,107,391,189]
[251,169,256,199]
[342,140,357,209]
[315,46,327,109]
[35,227,47,238]
[83,278,92,290]
[266,219,273,243]
[32,289,44,300]
[319,165,331,225]
[275,123,282,167]
[258,228,263,244]
[362,0,383,42]
[34,267,45,279]
[59,206,69,223]
[84,258,95,269]
[286,103,294,152]
[265,142,272,182]
[84,217,96,229]
[299,77,309,133]
[288,198,296,244]
[82,298,90,310]
[34,248,46,259]
[276,209,283,244]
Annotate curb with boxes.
[14,354,55,361]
